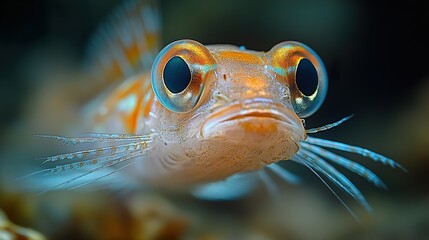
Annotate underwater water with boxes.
[1,0,428,239]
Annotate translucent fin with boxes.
[295,150,372,211]
[191,173,259,200]
[38,151,136,176]
[21,166,137,193]
[305,137,406,171]
[40,141,148,164]
[300,142,387,189]
[36,149,146,195]
[84,0,160,88]
[68,161,139,190]
[20,133,153,193]
[34,133,153,145]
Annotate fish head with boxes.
[150,39,328,174]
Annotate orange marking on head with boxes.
[217,51,263,65]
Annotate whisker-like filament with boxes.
[300,142,387,189]
[293,154,354,199]
[305,115,353,134]
[305,137,406,171]
[296,149,371,211]
[293,155,361,224]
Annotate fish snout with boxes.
[201,99,305,146]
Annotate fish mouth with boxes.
[200,99,305,143]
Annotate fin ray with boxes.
[84,0,161,90]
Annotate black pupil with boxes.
[296,58,318,96]
[163,56,191,93]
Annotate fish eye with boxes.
[296,58,318,96]
[151,39,216,113]
[269,41,328,118]
[163,56,191,94]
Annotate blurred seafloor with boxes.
[0,0,428,239]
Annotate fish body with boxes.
[34,0,404,208]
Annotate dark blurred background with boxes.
[1,0,428,239]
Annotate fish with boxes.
[26,0,405,216]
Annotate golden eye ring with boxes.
[269,41,328,118]
[151,39,217,113]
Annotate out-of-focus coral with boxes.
[127,194,188,240]
[1,191,189,240]
[0,209,45,240]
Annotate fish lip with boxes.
[200,99,305,139]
